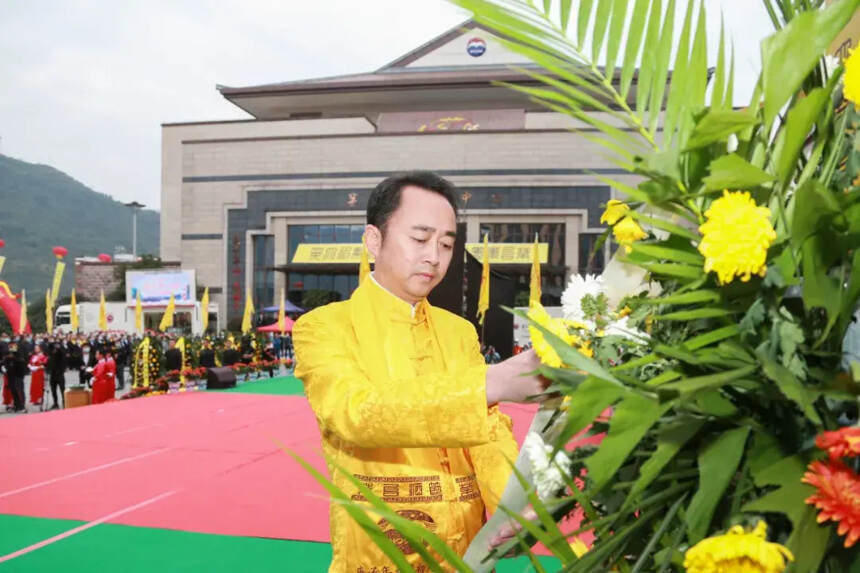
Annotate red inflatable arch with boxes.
[0,281,31,334]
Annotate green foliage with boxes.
[0,154,159,297]
[291,0,860,570]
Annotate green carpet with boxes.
[212,374,304,396]
[0,515,329,572]
[0,514,559,571]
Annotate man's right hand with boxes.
[485,349,548,405]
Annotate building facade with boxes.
[161,21,644,328]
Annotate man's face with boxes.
[366,185,457,305]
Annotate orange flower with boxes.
[802,460,860,548]
[816,426,860,461]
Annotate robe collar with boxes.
[349,275,447,380]
[367,272,428,322]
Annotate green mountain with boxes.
[0,154,160,298]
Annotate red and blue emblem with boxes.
[466,37,486,57]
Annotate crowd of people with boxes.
[0,331,131,412]
[0,330,294,413]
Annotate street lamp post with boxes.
[124,201,145,258]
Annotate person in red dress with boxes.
[1,374,10,410]
[90,349,115,405]
[28,344,47,406]
[104,347,117,400]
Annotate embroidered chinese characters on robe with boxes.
[294,278,517,572]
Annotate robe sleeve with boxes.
[293,310,492,449]
[464,334,519,515]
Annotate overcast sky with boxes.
[0,1,772,212]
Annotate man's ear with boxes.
[365,224,383,259]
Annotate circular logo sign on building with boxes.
[466,37,486,57]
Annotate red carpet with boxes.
[0,392,544,545]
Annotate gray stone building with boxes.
[161,21,642,330]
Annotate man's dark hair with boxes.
[367,171,459,234]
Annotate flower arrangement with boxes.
[293,1,860,571]
[230,362,254,378]
[163,369,181,383]
[180,367,207,380]
[131,336,161,390]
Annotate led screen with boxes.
[126,270,195,305]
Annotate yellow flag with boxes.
[19,289,27,333]
[176,337,187,384]
[159,294,175,332]
[241,291,254,334]
[51,260,65,308]
[278,287,286,333]
[477,234,490,325]
[99,290,108,331]
[135,292,143,333]
[529,233,541,307]
[359,233,371,285]
[0,256,5,275]
[70,289,78,331]
[176,337,186,368]
[200,287,209,333]
[45,288,53,332]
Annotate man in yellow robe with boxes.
[294,171,546,572]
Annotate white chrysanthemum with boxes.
[824,54,841,77]
[727,133,738,153]
[561,274,604,325]
[604,317,648,341]
[523,432,572,500]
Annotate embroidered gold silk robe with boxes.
[293,277,518,572]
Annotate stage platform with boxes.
[0,375,559,570]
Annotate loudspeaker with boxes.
[206,367,237,389]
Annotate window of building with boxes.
[479,222,567,306]
[253,235,275,308]
[287,223,365,308]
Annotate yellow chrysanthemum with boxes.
[570,537,589,557]
[528,303,578,368]
[601,199,630,225]
[613,216,648,253]
[684,522,793,573]
[578,341,593,358]
[565,319,590,330]
[845,48,860,106]
[698,190,776,284]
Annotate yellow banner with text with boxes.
[291,243,548,264]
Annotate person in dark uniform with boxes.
[3,342,27,412]
[47,340,67,409]
[240,336,254,364]
[0,334,9,411]
[67,337,82,374]
[164,338,182,372]
[221,340,240,367]
[114,336,129,390]
[198,339,216,369]
[79,342,96,387]
[261,343,277,378]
